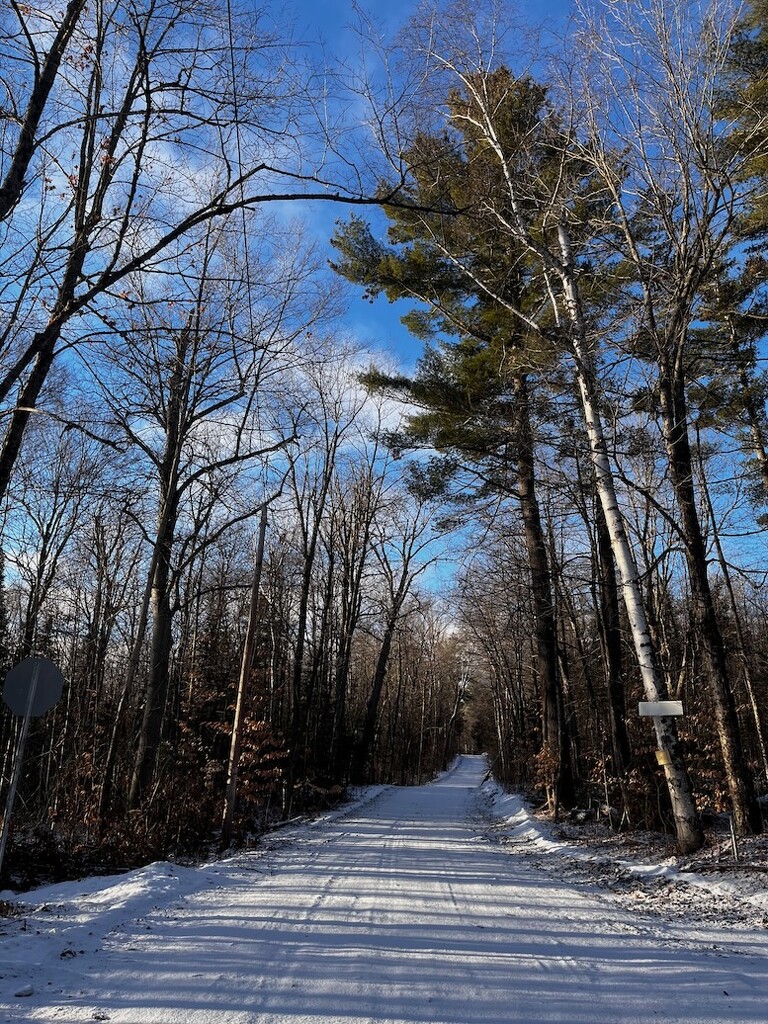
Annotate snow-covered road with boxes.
[1,755,767,1023]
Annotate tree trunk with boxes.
[658,368,761,835]
[128,491,178,808]
[0,0,88,222]
[594,495,632,778]
[697,427,768,782]
[287,451,339,794]
[352,613,400,783]
[558,223,703,853]
[0,338,58,502]
[512,373,574,809]
[128,339,187,809]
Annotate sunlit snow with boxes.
[1,757,766,1023]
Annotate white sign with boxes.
[638,700,684,717]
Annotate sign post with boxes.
[638,700,684,767]
[0,657,64,878]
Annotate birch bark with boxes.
[557,224,703,852]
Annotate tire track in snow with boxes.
[4,757,768,1024]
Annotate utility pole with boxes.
[221,504,268,850]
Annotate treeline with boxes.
[3,0,768,881]
[0,0,467,886]
[0,344,467,884]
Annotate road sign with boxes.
[2,657,64,717]
[0,657,65,878]
[638,700,684,717]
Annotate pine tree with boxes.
[331,75,619,813]
[334,63,704,850]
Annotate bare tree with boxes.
[78,217,327,809]
[0,0,417,513]
[279,347,382,791]
[4,414,101,659]
[351,489,440,782]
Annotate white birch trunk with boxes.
[557,224,703,854]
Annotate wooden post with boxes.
[221,504,268,850]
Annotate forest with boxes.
[2,0,768,885]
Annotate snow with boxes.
[1,755,766,1023]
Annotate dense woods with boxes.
[3,0,768,884]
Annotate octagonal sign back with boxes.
[2,657,64,717]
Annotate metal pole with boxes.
[0,660,41,878]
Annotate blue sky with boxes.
[293,0,576,40]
